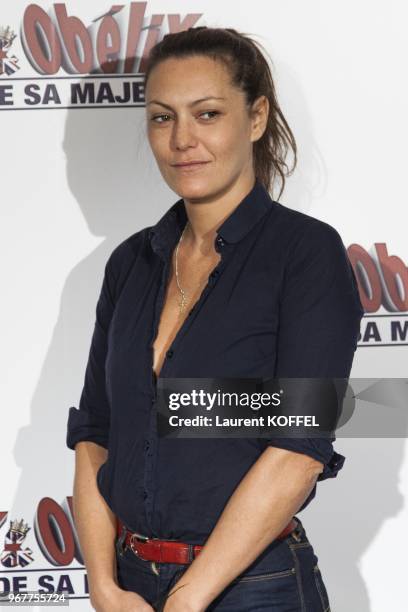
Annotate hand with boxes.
[161,585,205,612]
[90,581,155,611]
[162,596,204,612]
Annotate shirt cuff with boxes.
[66,406,109,450]
[262,437,345,481]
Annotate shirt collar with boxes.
[148,178,275,257]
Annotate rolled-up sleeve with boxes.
[263,220,364,482]
[66,253,116,451]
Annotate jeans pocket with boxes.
[313,564,331,611]
[208,566,300,611]
[232,566,296,584]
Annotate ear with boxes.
[250,95,269,143]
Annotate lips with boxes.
[172,161,210,167]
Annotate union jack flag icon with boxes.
[0,26,20,76]
[1,519,33,568]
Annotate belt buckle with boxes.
[129,532,150,556]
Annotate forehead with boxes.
[145,55,238,101]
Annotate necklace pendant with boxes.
[179,293,187,315]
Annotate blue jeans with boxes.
[115,516,331,611]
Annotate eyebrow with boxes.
[146,96,226,109]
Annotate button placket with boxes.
[144,262,170,529]
[145,236,232,535]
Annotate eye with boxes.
[150,113,172,123]
[149,110,221,124]
[199,110,220,120]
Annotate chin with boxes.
[172,176,216,201]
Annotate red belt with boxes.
[116,517,298,565]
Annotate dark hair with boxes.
[143,26,297,200]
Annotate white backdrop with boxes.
[1,1,407,610]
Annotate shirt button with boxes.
[166,349,174,359]
[143,492,148,500]
[144,440,150,451]
[215,236,225,248]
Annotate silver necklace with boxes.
[175,221,190,316]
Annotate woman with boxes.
[66,27,364,611]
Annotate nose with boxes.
[171,117,198,151]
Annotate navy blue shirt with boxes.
[66,178,364,544]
